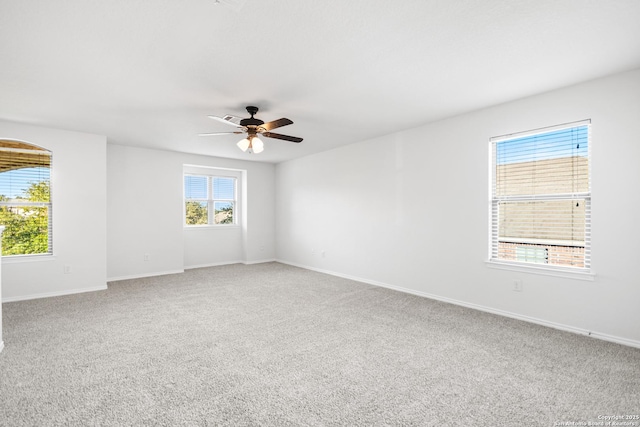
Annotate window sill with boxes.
[183,225,241,230]
[485,260,595,281]
[2,254,56,264]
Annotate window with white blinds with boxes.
[0,140,53,256]
[490,120,591,271]
[184,174,236,226]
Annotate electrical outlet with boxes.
[144,253,150,262]
[63,265,72,274]
[321,250,326,258]
[513,280,523,292]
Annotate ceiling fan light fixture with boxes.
[250,136,264,154]
[237,138,250,152]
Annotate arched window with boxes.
[0,140,52,256]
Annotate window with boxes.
[0,140,52,256]
[184,174,236,226]
[490,120,591,271]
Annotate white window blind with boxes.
[490,120,591,271]
[0,140,53,256]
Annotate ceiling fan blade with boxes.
[208,115,244,127]
[260,118,293,131]
[262,132,303,143]
[198,131,245,136]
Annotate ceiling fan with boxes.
[199,106,303,154]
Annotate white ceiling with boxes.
[1,0,639,163]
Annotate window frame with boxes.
[0,139,53,258]
[184,172,238,227]
[487,120,594,280]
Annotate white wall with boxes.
[107,145,275,280]
[182,154,275,267]
[183,165,245,269]
[275,68,640,346]
[0,120,107,301]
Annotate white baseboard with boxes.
[184,259,276,270]
[184,258,276,270]
[107,269,184,282]
[0,340,4,354]
[185,261,243,270]
[275,259,640,350]
[111,260,277,278]
[243,258,276,265]
[2,284,108,303]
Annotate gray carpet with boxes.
[0,262,638,426]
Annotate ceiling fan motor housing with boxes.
[240,106,264,128]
